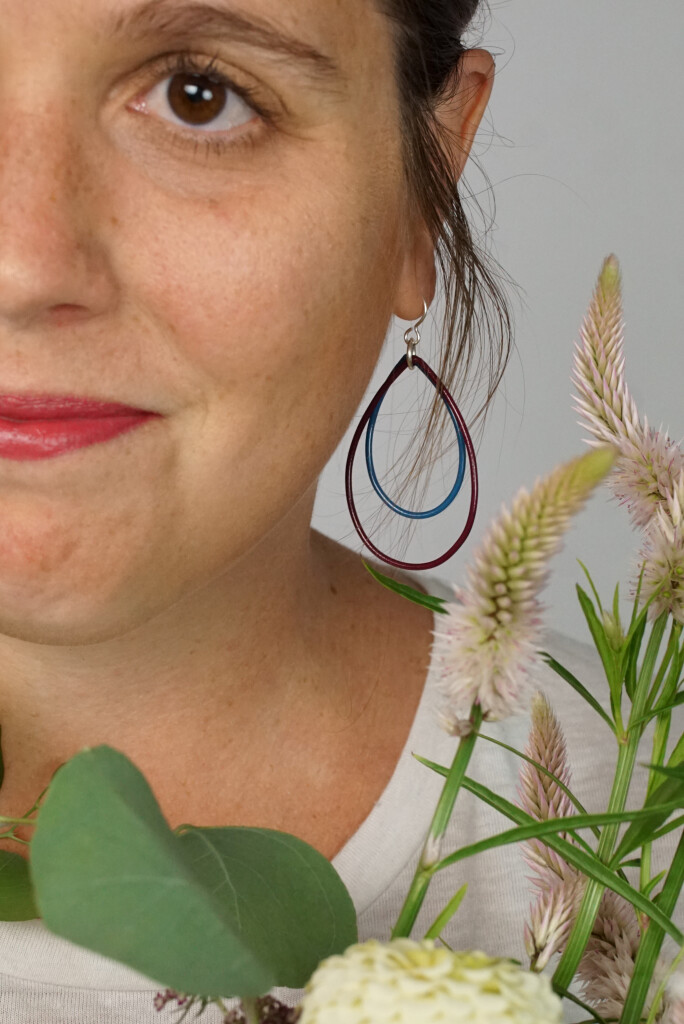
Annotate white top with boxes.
[0,573,681,1022]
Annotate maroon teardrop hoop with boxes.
[345,353,478,571]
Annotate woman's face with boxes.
[0,0,430,644]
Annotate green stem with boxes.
[553,724,641,990]
[553,613,670,991]
[391,703,482,938]
[241,998,260,1024]
[644,621,682,716]
[641,707,672,893]
[640,842,652,896]
[640,625,682,898]
[620,830,684,1024]
[644,939,684,1024]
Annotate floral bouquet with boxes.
[1,255,683,1024]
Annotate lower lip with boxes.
[0,414,158,460]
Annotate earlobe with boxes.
[393,222,437,323]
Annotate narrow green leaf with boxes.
[473,731,601,846]
[620,832,684,1023]
[643,869,668,899]
[413,754,449,775]
[667,733,684,770]
[649,814,684,845]
[576,585,619,699]
[30,746,357,998]
[629,562,647,633]
[644,762,684,782]
[435,804,683,869]
[423,884,468,941]
[362,561,448,614]
[554,986,610,1024]
[577,560,604,615]
[0,850,38,920]
[644,622,682,716]
[435,777,684,946]
[415,756,684,944]
[623,618,644,702]
[612,582,621,628]
[624,575,668,651]
[633,611,670,712]
[609,766,684,866]
[628,692,684,731]
[539,651,616,734]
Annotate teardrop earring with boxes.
[345,300,478,571]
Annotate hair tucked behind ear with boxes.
[370,0,520,534]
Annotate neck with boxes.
[0,498,356,820]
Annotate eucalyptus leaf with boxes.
[176,825,357,988]
[0,850,38,920]
[30,746,356,999]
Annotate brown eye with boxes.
[166,72,229,127]
[133,61,257,140]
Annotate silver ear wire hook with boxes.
[404,299,429,370]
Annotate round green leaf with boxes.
[0,850,38,920]
[29,746,275,998]
[177,825,358,988]
[29,745,357,998]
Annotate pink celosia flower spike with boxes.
[641,469,684,624]
[518,693,584,971]
[433,448,615,735]
[663,970,684,1024]
[572,254,684,532]
[576,890,669,1020]
[572,255,684,621]
[518,693,577,884]
[524,876,584,973]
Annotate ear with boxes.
[393,48,496,322]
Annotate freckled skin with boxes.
[0,0,495,856]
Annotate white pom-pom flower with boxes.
[297,939,563,1024]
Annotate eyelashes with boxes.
[132,51,276,158]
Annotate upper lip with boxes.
[0,394,159,420]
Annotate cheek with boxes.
[127,167,404,474]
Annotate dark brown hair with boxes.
[370,0,519,534]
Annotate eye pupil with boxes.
[167,72,228,126]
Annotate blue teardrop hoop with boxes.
[345,318,478,570]
[365,361,467,519]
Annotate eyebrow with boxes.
[109,0,346,90]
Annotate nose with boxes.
[0,84,117,333]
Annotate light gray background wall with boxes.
[312,0,683,645]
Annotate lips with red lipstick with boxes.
[0,394,161,460]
